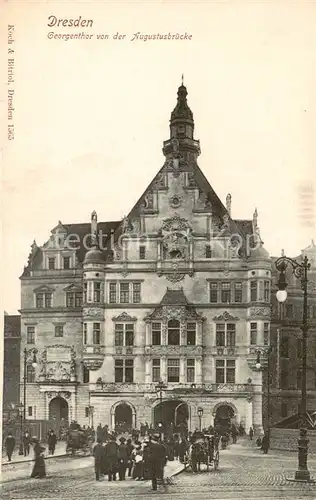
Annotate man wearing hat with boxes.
[104,435,119,481]
[117,437,128,480]
[146,433,168,490]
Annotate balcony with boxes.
[144,345,203,356]
[82,345,105,371]
[90,381,252,395]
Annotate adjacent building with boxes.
[20,84,272,434]
[3,313,21,421]
[267,241,316,427]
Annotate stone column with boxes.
[180,357,185,383]
[145,323,151,346]
[252,372,263,434]
[196,322,203,346]
[161,356,167,382]
[195,357,203,384]
[145,357,151,383]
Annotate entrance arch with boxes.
[213,402,236,432]
[111,401,136,431]
[48,397,69,434]
[153,400,189,431]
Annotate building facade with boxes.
[267,241,316,426]
[20,84,272,434]
[3,314,21,420]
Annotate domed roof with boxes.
[249,244,270,260]
[83,246,105,265]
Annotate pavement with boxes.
[2,441,67,465]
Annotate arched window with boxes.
[168,319,180,345]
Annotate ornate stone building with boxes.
[268,241,316,426]
[20,84,272,434]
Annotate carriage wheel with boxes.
[214,451,219,470]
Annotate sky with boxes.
[2,0,316,314]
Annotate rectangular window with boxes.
[216,359,235,384]
[83,282,87,303]
[264,281,270,302]
[132,282,141,304]
[297,370,302,390]
[297,338,302,358]
[26,326,35,344]
[26,365,35,383]
[109,282,117,304]
[54,325,64,337]
[152,323,161,345]
[152,359,161,382]
[186,322,196,346]
[120,283,130,303]
[85,407,89,417]
[48,257,55,270]
[250,323,257,345]
[227,324,236,347]
[167,359,180,383]
[75,292,82,307]
[281,402,287,418]
[93,323,101,345]
[263,323,270,346]
[115,359,134,383]
[280,336,289,358]
[63,257,70,269]
[83,365,89,383]
[221,282,231,303]
[216,324,225,347]
[234,282,242,303]
[250,281,257,302]
[205,245,212,258]
[66,292,74,308]
[187,358,195,383]
[93,282,101,303]
[115,323,134,346]
[83,323,87,345]
[139,246,146,260]
[28,406,33,417]
[36,292,52,308]
[285,304,293,318]
[210,282,218,303]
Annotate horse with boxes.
[189,440,209,472]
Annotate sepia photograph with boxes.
[1,1,316,499]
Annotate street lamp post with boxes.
[156,380,167,431]
[22,348,37,448]
[255,347,272,436]
[198,407,203,431]
[275,255,311,482]
[18,402,24,455]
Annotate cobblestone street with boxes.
[2,440,316,499]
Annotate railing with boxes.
[30,269,82,277]
[90,382,252,393]
[144,345,203,356]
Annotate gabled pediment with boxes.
[51,221,68,234]
[112,312,137,322]
[33,285,55,293]
[63,284,83,292]
[213,311,240,322]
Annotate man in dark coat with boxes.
[23,430,31,456]
[48,429,57,455]
[261,432,270,454]
[93,439,105,480]
[5,432,15,461]
[104,435,119,481]
[117,437,128,480]
[147,433,168,491]
[126,438,134,477]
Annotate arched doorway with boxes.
[154,400,189,433]
[114,402,133,432]
[49,397,69,436]
[214,404,235,433]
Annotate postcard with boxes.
[2,1,316,498]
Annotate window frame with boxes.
[250,322,258,345]
[167,319,180,346]
[93,322,101,345]
[215,359,236,384]
[114,323,134,347]
[186,322,196,346]
[54,324,64,338]
[115,358,134,383]
[26,326,35,344]
[215,323,236,347]
[167,358,180,383]
[152,322,162,346]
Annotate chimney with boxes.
[226,194,232,216]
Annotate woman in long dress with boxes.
[30,439,46,478]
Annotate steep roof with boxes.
[160,288,188,306]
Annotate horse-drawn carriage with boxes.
[66,428,92,456]
[184,431,220,472]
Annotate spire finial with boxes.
[181,74,184,86]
